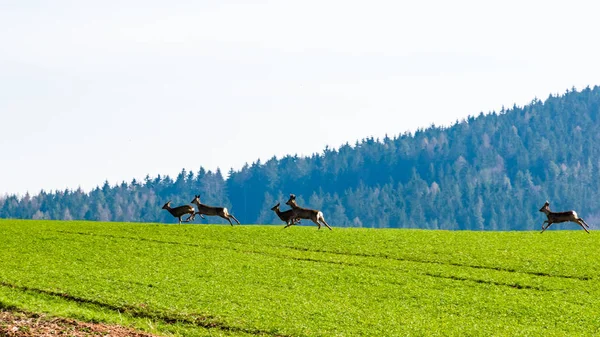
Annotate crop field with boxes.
[0,219,598,336]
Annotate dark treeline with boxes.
[3,86,600,230]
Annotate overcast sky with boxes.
[1,0,599,196]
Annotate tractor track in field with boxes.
[0,281,295,337]
[53,230,205,248]
[265,244,593,281]
[248,250,561,292]
[55,229,592,282]
[53,230,580,291]
[54,229,366,269]
[420,273,548,291]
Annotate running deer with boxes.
[271,202,301,228]
[285,194,332,230]
[539,201,590,233]
[191,195,241,226]
[162,201,199,224]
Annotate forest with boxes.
[3,86,600,230]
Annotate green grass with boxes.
[0,219,598,336]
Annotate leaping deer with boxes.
[191,195,240,226]
[285,194,332,230]
[162,201,202,224]
[271,202,301,228]
[539,201,590,233]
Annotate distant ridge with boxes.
[3,86,600,230]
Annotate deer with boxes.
[191,195,240,226]
[285,194,332,230]
[162,201,203,224]
[539,201,590,233]
[271,202,301,228]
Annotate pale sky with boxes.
[1,0,600,196]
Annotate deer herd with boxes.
[163,196,591,232]
[162,194,332,230]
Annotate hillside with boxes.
[3,86,600,230]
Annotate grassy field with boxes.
[0,219,598,336]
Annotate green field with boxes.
[0,219,598,336]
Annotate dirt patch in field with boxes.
[0,310,159,337]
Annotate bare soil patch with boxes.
[0,310,159,337]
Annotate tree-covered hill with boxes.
[3,86,600,230]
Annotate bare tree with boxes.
[191,195,240,226]
[286,194,332,230]
[539,201,590,233]
[270,202,300,228]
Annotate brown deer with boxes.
[539,201,590,233]
[162,201,200,224]
[285,194,332,230]
[191,195,240,226]
[271,202,301,228]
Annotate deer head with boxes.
[539,201,550,213]
[162,201,171,209]
[285,194,297,206]
[271,202,281,211]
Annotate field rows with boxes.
[0,219,599,336]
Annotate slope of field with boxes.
[0,219,598,336]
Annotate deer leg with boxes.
[229,214,241,225]
[310,218,322,229]
[576,220,590,233]
[220,215,234,226]
[185,213,194,222]
[541,220,549,230]
[541,222,553,233]
[578,218,590,228]
[318,215,333,230]
[178,216,183,224]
